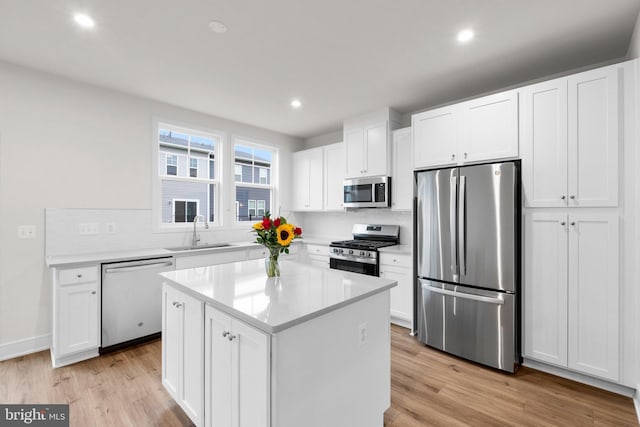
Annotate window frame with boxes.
[152,120,225,231]
[232,136,278,227]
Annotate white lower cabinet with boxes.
[205,305,269,427]
[379,253,412,327]
[305,244,330,268]
[51,265,100,367]
[524,213,619,382]
[162,285,204,425]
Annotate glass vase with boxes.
[265,247,281,277]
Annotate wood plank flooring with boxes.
[0,325,637,426]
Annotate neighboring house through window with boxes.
[157,124,221,225]
[234,139,275,222]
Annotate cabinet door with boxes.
[345,127,365,178]
[523,214,568,367]
[380,255,412,325]
[521,78,568,207]
[364,122,388,176]
[58,282,99,355]
[323,143,346,211]
[232,319,269,427]
[391,128,413,211]
[308,147,324,210]
[412,105,459,168]
[205,306,233,427]
[567,67,619,207]
[162,285,203,425]
[567,214,619,381]
[291,150,310,211]
[461,89,519,164]
[162,285,183,400]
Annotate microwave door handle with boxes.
[450,175,458,276]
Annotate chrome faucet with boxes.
[192,215,209,246]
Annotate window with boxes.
[173,199,199,223]
[166,155,177,175]
[189,158,198,178]
[157,123,221,225]
[234,140,275,222]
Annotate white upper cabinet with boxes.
[344,108,400,178]
[391,128,413,211]
[567,67,619,207]
[291,147,323,211]
[412,105,459,169]
[412,90,518,169]
[460,89,519,163]
[521,66,619,208]
[323,142,346,211]
[521,78,568,207]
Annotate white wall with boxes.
[0,60,302,348]
[627,12,640,59]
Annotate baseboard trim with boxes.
[0,334,51,362]
[634,386,640,425]
[523,358,635,397]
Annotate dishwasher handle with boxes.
[104,259,174,274]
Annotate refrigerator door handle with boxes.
[459,175,466,275]
[424,283,505,305]
[449,175,458,275]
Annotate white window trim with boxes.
[172,198,200,223]
[152,118,226,232]
[232,135,279,228]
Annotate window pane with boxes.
[236,186,271,222]
[234,165,242,182]
[191,135,215,151]
[209,154,215,180]
[161,180,213,223]
[160,130,189,147]
[235,145,253,160]
[254,148,272,163]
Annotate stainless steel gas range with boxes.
[329,224,399,276]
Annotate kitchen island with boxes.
[159,258,397,427]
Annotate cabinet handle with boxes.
[464,152,468,159]
[228,334,236,341]
[560,221,566,226]
[222,331,230,338]
[561,195,566,200]
[172,301,182,308]
[77,274,83,278]
[570,222,576,226]
[451,154,456,160]
[91,291,96,295]
[570,195,576,200]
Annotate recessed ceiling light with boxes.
[74,13,95,29]
[208,20,228,34]
[290,99,302,109]
[457,29,474,43]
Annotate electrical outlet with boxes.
[106,222,116,234]
[358,322,368,346]
[17,225,36,239]
[79,223,99,235]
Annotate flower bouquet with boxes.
[252,212,302,277]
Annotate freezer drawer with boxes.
[416,279,517,372]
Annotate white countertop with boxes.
[378,244,412,255]
[160,259,397,334]
[45,241,262,267]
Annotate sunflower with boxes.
[276,223,295,246]
[253,222,264,230]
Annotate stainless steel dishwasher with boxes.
[101,256,174,351]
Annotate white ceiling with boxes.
[1,0,639,139]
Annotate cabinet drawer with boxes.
[306,244,329,256]
[247,247,269,259]
[59,266,98,286]
[379,253,411,268]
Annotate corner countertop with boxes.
[160,259,397,334]
[378,244,412,255]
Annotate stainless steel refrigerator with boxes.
[415,160,520,373]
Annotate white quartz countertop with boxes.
[378,244,412,255]
[160,259,397,334]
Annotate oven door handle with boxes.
[329,253,377,265]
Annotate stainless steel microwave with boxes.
[343,176,391,208]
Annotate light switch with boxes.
[79,223,99,235]
[18,225,36,239]
[106,222,116,234]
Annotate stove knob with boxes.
[348,250,354,255]
[339,249,344,254]
[360,251,366,256]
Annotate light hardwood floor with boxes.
[0,325,637,426]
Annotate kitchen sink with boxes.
[165,243,231,251]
